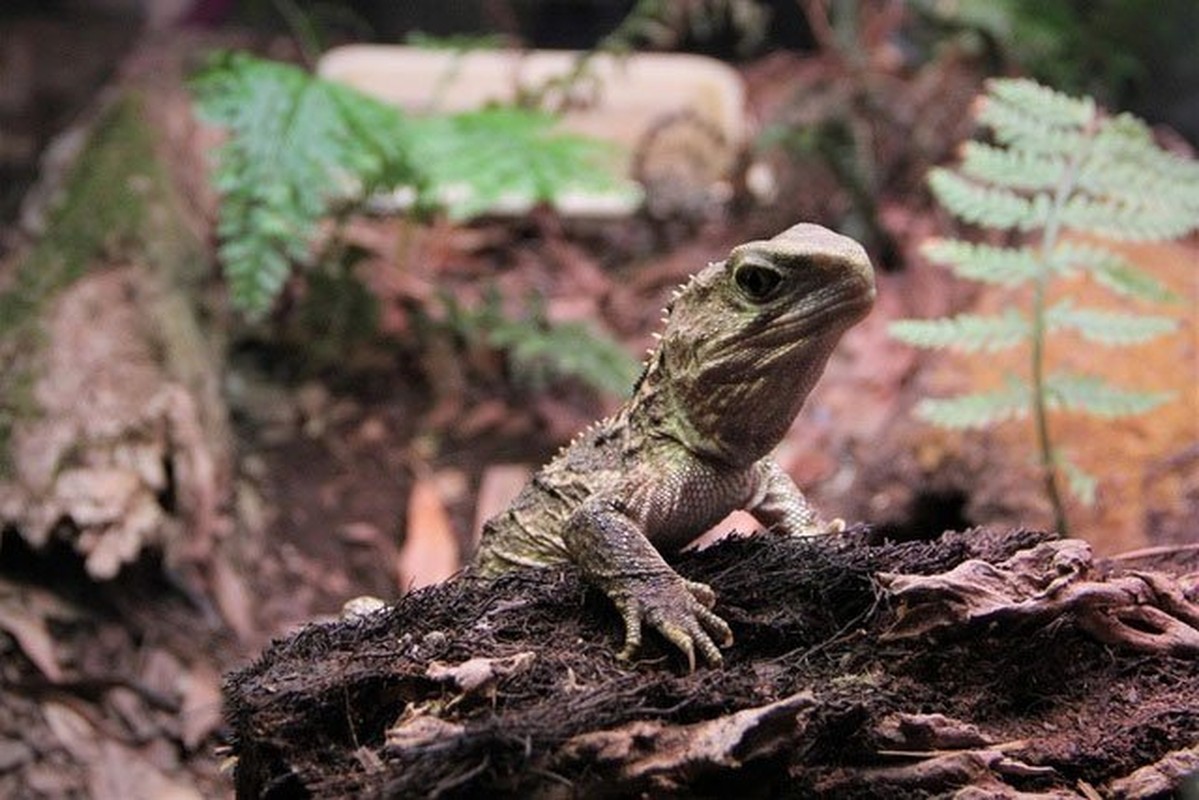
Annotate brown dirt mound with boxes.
[225,528,1199,798]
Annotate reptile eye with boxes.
[734,263,783,301]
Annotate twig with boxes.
[1108,542,1199,562]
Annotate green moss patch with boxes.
[0,92,208,476]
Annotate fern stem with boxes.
[271,0,322,69]
[1031,116,1095,535]
[1029,260,1068,534]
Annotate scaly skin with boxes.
[473,223,875,669]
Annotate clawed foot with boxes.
[610,575,733,671]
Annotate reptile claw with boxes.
[684,579,717,608]
[611,576,731,670]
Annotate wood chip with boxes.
[398,476,460,591]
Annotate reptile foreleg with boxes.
[563,496,733,670]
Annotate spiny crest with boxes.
[558,419,604,457]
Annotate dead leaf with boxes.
[54,467,140,526]
[209,552,255,641]
[385,711,466,753]
[0,740,33,772]
[338,521,385,545]
[82,491,165,579]
[398,475,460,591]
[140,647,185,703]
[89,740,203,800]
[690,510,756,552]
[472,464,532,542]
[0,602,63,682]
[178,661,223,751]
[431,468,468,505]
[41,701,99,761]
[425,651,536,695]
[106,687,160,742]
[457,399,514,438]
[560,691,817,778]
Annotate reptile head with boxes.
[656,223,875,461]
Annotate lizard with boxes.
[472,223,875,670]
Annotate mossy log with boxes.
[0,63,231,579]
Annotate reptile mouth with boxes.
[788,285,874,334]
[729,293,869,356]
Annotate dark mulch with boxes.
[225,527,1199,798]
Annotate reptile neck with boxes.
[626,347,750,467]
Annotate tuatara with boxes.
[473,223,875,669]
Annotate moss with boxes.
[0,92,209,477]
[0,368,35,477]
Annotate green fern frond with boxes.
[492,318,640,395]
[922,240,1042,286]
[1077,157,1199,213]
[408,108,624,220]
[1091,114,1199,192]
[1051,242,1179,302]
[1045,372,1174,418]
[193,53,412,317]
[928,169,1049,231]
[915,381,1030,429]
[894,77,1195,535]
[889,311,1028,352]
[1057,451,1098,506]
[1060,195,1199,242]
[959,142,1065,192]
[440,292,639,395]
[984,78,1096,130]
[193,53,627,318]
[975,95,1088,155]
[1046,301,1177,345]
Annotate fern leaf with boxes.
[975,94,1088,155]
[915,381,1030,429]
[1051,242,1179,302]
[407,109,625,219]
[442,294,639,395]
[1088,114,1199,202]
[890,311,1028,352]
[1046,301,1177,345]
[494,319,640,395]
[909,77,1194,534]
[922,239,1042,286]
[193,53,628,317]
[1077,155,1199,214]
[1069,121,1199,244]
[960,142,1065,192]
[193,53,411,318]
[929,169,1049,231]
[1057,451,1098,506]
[985,78,1096,130]
[1045,372,1174,418]
[1060,194,1199,241]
